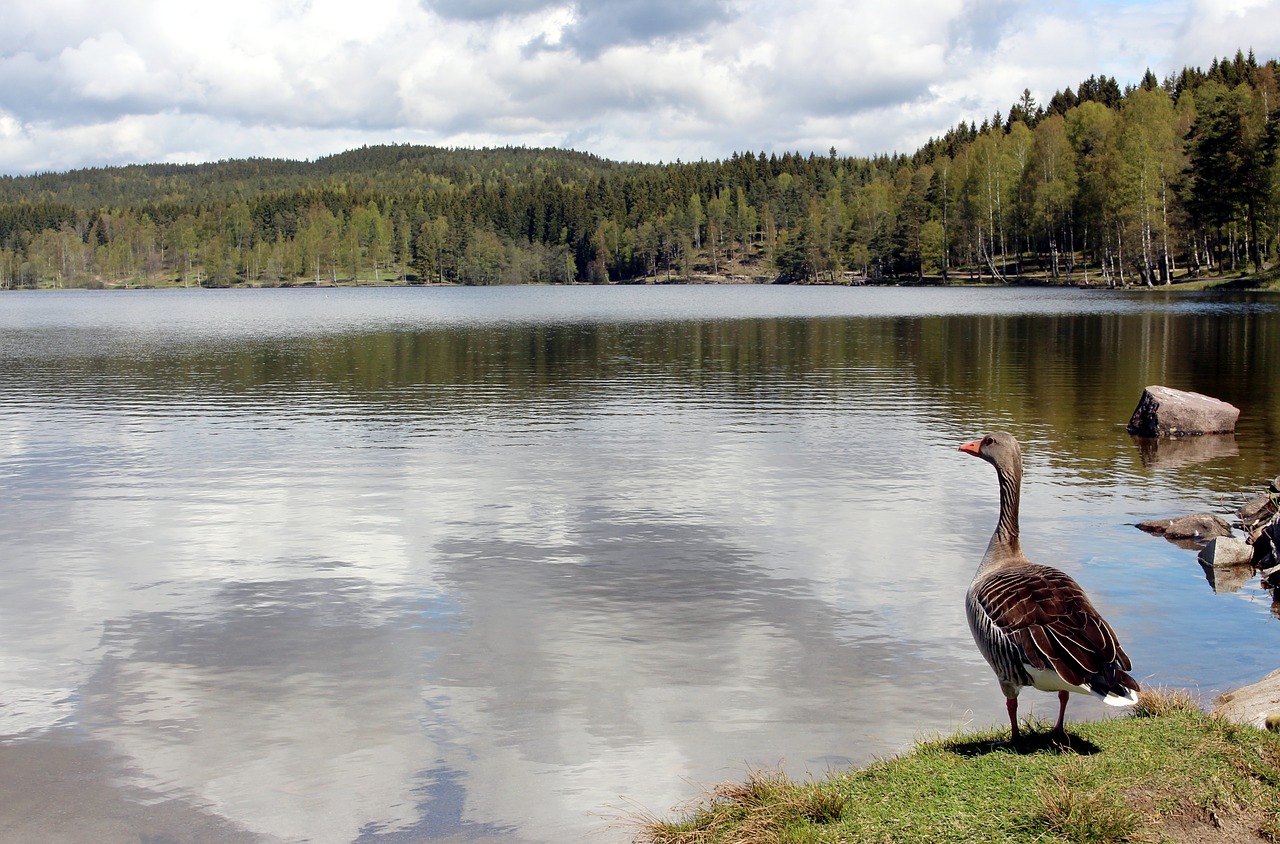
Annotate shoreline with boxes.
[3,273,1278,293]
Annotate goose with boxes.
[960,432,1139,742]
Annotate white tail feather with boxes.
[1102,688,1139,707]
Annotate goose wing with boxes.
[974,564,1134,689]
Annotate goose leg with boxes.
[1053,690,1070,737]
[1006,697,1020,742]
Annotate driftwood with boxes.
[1239,488,1280,578]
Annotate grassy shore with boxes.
[1131,264,1279,292]
[632,690,1280,844]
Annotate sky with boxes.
[2,0,1279,176]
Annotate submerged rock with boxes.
[1127,385,1240,437]
[1136,513,1233,541]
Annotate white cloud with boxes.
[0,109,20,139]
[1,0,1279,173]
[58,31,155,102]
[1175,0,1280,61]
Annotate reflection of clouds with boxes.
[96,662,428,843]
[2,396,1078,844]
[398,382,987,663]
[0,684,75,736]
[425,516,986,840]
[0,404,428,736]
[0,733,262,844]
[82,579,489,844]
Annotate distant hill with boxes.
[0,145,626,208]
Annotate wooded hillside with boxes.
[2,51,1277,289]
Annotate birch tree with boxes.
[1027,115,1078,279]
[1101,87,1182,284]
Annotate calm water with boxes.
[2,285,1279,843]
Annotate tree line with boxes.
[2,50,1278,289]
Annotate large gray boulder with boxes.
[1127,385,1240,437]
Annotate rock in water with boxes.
[1127,385,1240,437]
[1136,513,1233,540]
[1198,536,1257,569]
[1197,536,1253,593]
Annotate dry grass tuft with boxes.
[639,768,847,844]
[1131,686,1203,719]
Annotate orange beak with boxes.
[959,438,983,456]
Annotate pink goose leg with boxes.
[1053,690,1070,736]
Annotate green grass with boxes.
[1214,263,1280,291]
[1172,264,1280,291]
[632,690,1280,843]
[1089,265,1280,292]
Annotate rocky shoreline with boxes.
[1125,385,1280,728]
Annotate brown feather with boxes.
[972,563,1133,688]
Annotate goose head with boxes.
[959,431,1022,473]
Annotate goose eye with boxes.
[983,436,994,446]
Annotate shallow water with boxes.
[1,285,1278,842]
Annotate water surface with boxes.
[2,285,1279,842]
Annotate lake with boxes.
[1,285,1278,843]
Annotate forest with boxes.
[1,50,1278,289]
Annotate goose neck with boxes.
[980,460,1024,569]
